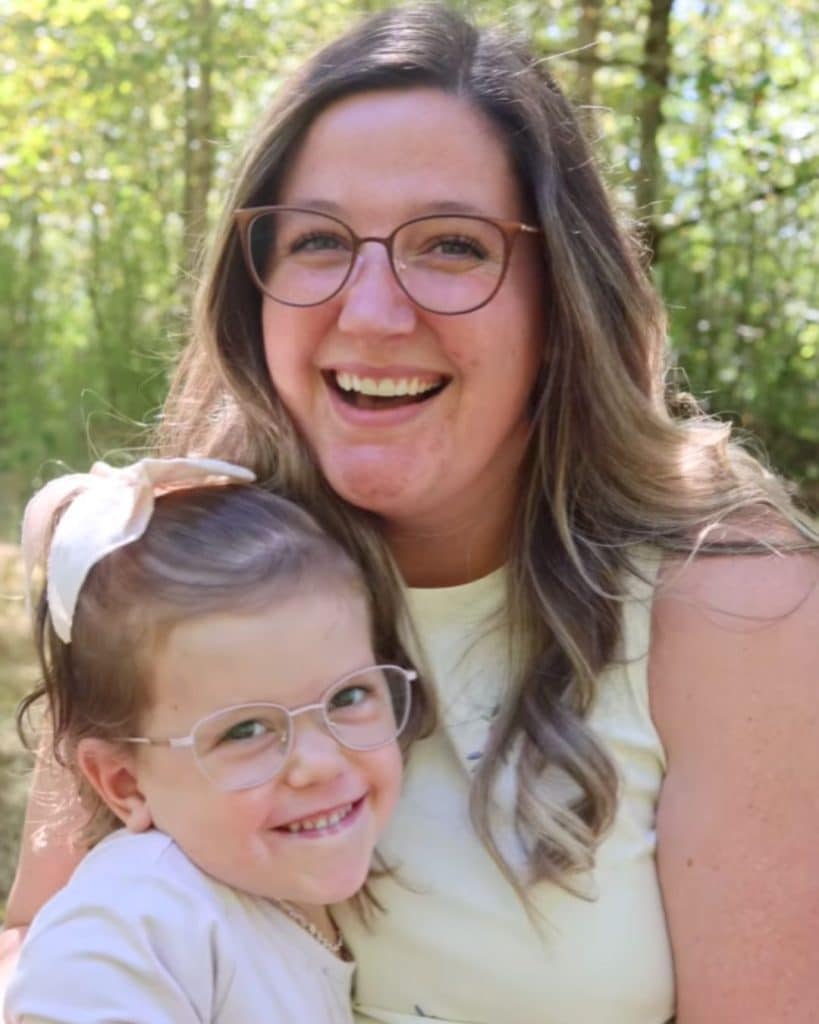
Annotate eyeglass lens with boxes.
[191,665,411,790]
[247,209,507,314]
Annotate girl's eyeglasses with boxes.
[234,206,540,315]
[117,664,416,791]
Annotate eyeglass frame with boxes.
[115,663,417,791]
[233,206,542,315]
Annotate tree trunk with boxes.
[574,0,604,112]
[635,0,675,263]
[181,0,215,285]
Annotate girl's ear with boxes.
[76,738,153,833]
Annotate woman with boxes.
[4,5,818,1021]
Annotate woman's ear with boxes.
[76,738,153,833]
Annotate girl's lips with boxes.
[274,796,365,839]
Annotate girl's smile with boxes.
[275,796,363,835]
[129,586,403,911]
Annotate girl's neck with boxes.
[279,900,341,951]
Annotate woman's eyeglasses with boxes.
[117,664,416,792]
[234,206,540,315]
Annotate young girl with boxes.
[6,456,429,1023]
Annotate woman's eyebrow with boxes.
[282,197,490,217]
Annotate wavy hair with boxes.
[157,3,810,900]
[19,485,432,849]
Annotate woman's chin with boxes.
[321,452,432,521]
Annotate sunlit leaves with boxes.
[1,0,817,531]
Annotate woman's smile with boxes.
[324,366,450,410]
[263,87,544,544]
[321,364,452,428]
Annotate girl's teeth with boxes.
[286,803,353,834]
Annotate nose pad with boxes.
[280,712,347,788]
[337,242,417,336]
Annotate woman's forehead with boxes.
[277,87,524,222]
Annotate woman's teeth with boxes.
[334,372,441,397]
[285,802,354,834]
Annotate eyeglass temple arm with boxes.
[116,736,195,749]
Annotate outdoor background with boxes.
[1,0,817,910]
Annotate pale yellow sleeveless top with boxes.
[336,557,675,1024]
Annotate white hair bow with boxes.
[21,457,256,643]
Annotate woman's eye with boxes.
[427,235,487,260]
[220,719,268,743]
[288,231,350,255]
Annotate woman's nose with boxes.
[336,241,417,337]
[280,714,349,789]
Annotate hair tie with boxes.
[21,457,256,643]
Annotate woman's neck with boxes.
[384,490,517,587]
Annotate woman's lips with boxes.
[322,370,450,424]
[332,368,446,399]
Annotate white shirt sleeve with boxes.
[5,847,226,1024]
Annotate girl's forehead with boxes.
[146,586,375,719]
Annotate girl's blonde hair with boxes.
[19,485,432,845]
[157,3,813,899]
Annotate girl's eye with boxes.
[220,719,269,743]
[328,685,370,711]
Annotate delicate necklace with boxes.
[277,900,344,956]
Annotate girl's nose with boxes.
[336,242,417,337]
[280,714,349,789]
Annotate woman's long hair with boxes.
[157,2,811,900]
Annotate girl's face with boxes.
[131,584,403,912]
[262,88,544,543]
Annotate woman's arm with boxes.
[1,747,87,1004]
[650,550,819,1023]
[4,748,87,927]
[0,928,26,1005]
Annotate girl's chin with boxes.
[283,869,373,908]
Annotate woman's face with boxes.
[262,88,543,539]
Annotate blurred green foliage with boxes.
[1,0,817,534]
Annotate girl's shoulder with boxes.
[8,831,228,1023]
[28,829,227,940]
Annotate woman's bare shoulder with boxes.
[646,546,819,1020]
[653,541,818,623]
[649,543,818,758]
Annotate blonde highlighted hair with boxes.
[157,3,813,901]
